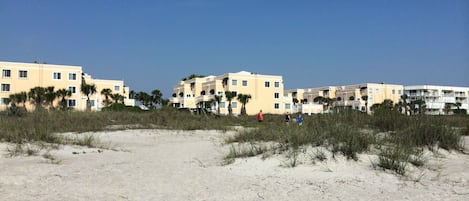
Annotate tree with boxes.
[135,91,152,107]
[182,74,205,81]
[151,89,163,108]
[444,103,454,115]
[361,95,368,113]
[292,98,299,105]
[110,93,125,104]
[224,91,236,116]
[44,86,57,109]
[28,86,47,110]
[56,88,71,110]
[399,94,410,115]
[213,95,222,116]
[81,83,97,111]
[237,93,252,115]
[410,99,426,115]
[101,88,113,107]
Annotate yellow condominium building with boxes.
[291,83,403,114]
[170,71,293,115]
[0,61,135,111]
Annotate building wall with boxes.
[290,83,404,113]
[0,61,134,111]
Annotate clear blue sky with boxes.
[1,0,468,98]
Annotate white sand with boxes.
[0,129,468,201]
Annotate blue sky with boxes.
[1,0,468,98]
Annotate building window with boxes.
[68,99,76,107]
[265,81,270,87]
[274,92,279,99]
[114,86,120,92]
[285,103,291,109]
[274,103,279,109]
[398,90,402,95]
[220,102,225,108]
[0,98,6,105]
[392,89,395,95]
[274,82,280,88]
[375,89,380,94]
[232,102,237,108]
[69,73,77,80]
[368,88,373,94]
[242,80,248,86]
[69,86,76,94]
[2,69,11,78]
[1,83,10,92]
[90,100,95,107]
[53,72,62,80]
[232,79,237,86]
[19,70,28,78]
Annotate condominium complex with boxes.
[288,83,404,114]
[0,61,134,111]
[404,85,469,115]
[170,71,293,115]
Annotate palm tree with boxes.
[224,91,236,116]
[110,93,125,104]
[399,94,410,115]
[81,83,97,111]
[56,88,71,110]
[101,88,113,107]
[361,95,368,113]
[135,91,152,107]
[237,93,252,115]
[151,89,163,108]
[28,86,46,110]
[44,86,57,110]
[213,95,222,116]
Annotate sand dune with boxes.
[1,129,468,201]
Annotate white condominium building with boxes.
[404,85,469,115]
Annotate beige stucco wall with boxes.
[0,61,134,111]
[170,71,293,115]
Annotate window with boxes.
[2,69,11,78]
[392,89,395,95]
[68,99,76,107]
[53,72,62,80]
[90,100,95,107]
[69,86,76,94]
[242,80,248,86]
[274,92,279,99]
[274,82,280,88]
[398,90,402,95]
[274,103,279,109]
[114,86,120,92]
[69,73,77,80]
[285,103,291,109]
[232,79,237,86]
[375,89,380,94]
[368,88,373,94]
[19,70,28,78]
[232,102,237,108]
[220,102,225,108]
[265,81,270,87]
[1,83,10,92]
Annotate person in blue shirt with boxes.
[297,114,303,126]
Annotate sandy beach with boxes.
[1,129,468,201]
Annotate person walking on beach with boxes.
[285,113,291,124]
[297,114,303,126]
[257,110,264,122]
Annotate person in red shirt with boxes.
[257,110,264,122]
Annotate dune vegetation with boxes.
[1,104,468,175]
